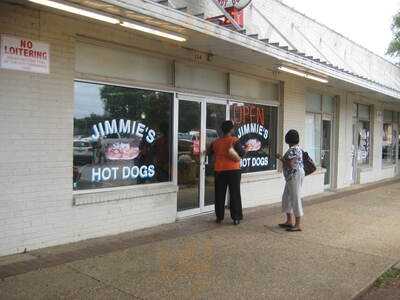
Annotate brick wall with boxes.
[0,2,177,256]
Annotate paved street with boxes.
[1,180,400,300]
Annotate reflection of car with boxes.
[178,130,219,153]
[178,132,192,141]
[73,140,93,157]
[178,132,195,153]
[206,129,218,147]
[73,140,93,166]
[206,129,218,139]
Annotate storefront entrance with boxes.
[305,93,336,189]
[322,116,333,188]
[177,94,228,216]
[351,103,371,184]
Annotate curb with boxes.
[352,260,400,299]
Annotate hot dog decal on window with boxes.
[245,139,262,152]
[105,141,140,160]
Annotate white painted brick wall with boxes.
[0,2,177,256]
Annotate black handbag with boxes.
[302,150,316,176]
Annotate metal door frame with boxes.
[176,93,228,218]
[351,117,359,184]
[322,114,333,189]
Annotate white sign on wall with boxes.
[0,35,50,74]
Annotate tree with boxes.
[100,85,172,134]
[387,12,400,59]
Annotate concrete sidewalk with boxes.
[1,180,400,300]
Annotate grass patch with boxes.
[374,268,400,288]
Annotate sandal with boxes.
[286,227,302,232]
[278,223,294,228]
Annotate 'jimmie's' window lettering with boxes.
[73,81,173,190]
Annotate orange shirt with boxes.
[212,136,241,172]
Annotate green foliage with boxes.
[387,12,400,58]
[74,85,172,138]
[374,268,400,288]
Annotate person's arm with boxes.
[276,151,296,168]
[233,140,246,158]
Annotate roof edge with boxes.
[273,0,400,69]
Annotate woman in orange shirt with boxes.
[208,121,246,225]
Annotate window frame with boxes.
[304,92,336,168]
[382,110,398,166]
[73,79,175,193]
[228,100,279,173]
[353,103,372,167]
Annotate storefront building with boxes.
[1,0,400,255]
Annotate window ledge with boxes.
[73,182,178,206]
[358,166,373,172]
[242,170,282,183]
[382,164,396,169]
[241,167,326,183]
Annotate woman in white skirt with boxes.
[276,129,305,232]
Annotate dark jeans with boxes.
[214,170,243,221]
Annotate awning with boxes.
[26,0,400,101]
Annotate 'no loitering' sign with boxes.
[0,35,50,74]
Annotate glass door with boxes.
[177,99,201,211]
[321,117,332,187]
[177,95,228,215]
[204,102,228,206]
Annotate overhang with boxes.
[23,0,400,101]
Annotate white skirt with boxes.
[282,169,305,217]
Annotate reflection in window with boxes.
[305,113,322,165]
[382,110,397,165]
[230,103,277,173]
[73,81,173,190]
[356,121,370,165]
[177,100,201,211]
[353,104,371,166]
[304,92,335,167]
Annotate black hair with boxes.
[221,120,234,135]
[285,129,299,145]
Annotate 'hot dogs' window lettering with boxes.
[73,81,173,190]
[230,103,278,173]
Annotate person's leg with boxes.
[285,213,294,225]
[228,170,243,223]
[215,171,228,222]
[287,172,304,231]
[280,182,294,227]
[294,216,301,229]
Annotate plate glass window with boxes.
[305,93,335,186]
[230,103,278,172]
[353,103,371,166]
[382,110,397,165]
[73,81,173,190]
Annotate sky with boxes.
[280,0,400,63]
